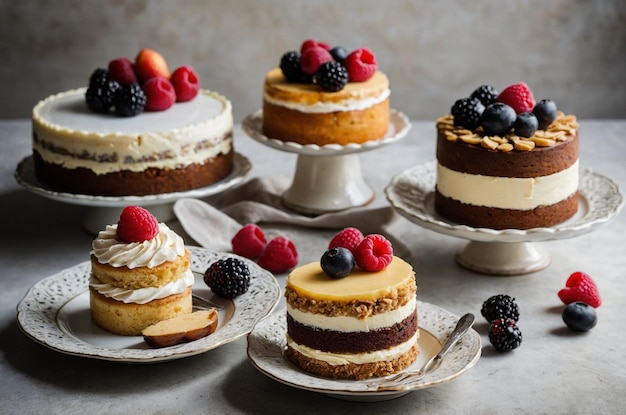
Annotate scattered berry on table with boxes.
[142,76,176,111]
[108,57,137,86]
[314,61,349,92]
[231,224,267,260]
[328,227,364,255]
[558,271,602,308]
[488,318,522,352]
[481,294,520,322]
[344,47,377,82]
[113,83,147,117]
[470,84,499,107]
[562,301,598,332]
[257,236,298,273]
[170,65,200,102]
[280,51,309,83]
[300,46,333,76]
[320,247,355,279]
[514,112,539,138]
[204,257,251,299]
[354,234,393,272]
[451,97,485,130]
[330,46,348,63]
[480,102,516,136]
[496,82,535,114]
[116,205,159,243]
[533,99,558,129]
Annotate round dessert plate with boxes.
[14,153,251,233]
[247,302,481,402]
[16,246,280,363]
[386,161,624,274]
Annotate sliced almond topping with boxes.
[497,143,514,152]
[459,135,482,145]
[481,137,499,150]
[514,140,535,151]
[531,137,556,147]
[444,131,458,142]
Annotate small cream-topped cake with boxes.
[284,256,419,380]
[32,88,234,196]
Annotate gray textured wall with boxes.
[1,0,625,121]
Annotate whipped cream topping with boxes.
[264,88,390,114]
[92,223,185,269]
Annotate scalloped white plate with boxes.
[17,246,280,363]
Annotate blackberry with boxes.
[514,112,538,138]
[85,79,121,113]
[481,294,520,322]
[113,83,146,117]
[470,84,499,107]
[204,257,251,299]
[88,68,109,88]
[480,102,516,136]
[280,51,309,83]
[488,318,522,352]
[314,61,349,92]
[451,97,484,130]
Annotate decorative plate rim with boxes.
[16,246,281,363]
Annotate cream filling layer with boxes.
[287,297,416,332]
[263,88,390,114]
[436,160,579,210]
[287,332,419,366]
[90,269,194,304]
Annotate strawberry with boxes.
[558,271,602,308]
[107,57,137,86]
[354,234,393,272]
[142,77,176,111]
[257,236,298,273]
[134,48,170,84]
[328,227,364,255]
[496,82,535,114]
[170,65,200,102]
[344,48,377,82]
[231,224,267,260]
[300,46,333,76]
[116,206,159,243]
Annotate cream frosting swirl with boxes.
[91,223,186,269]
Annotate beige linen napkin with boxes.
[173,176,409,256]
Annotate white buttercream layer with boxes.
[287,332,418,366]
[90,269,193,304]
[263,88,390,114]
[436,160,579,210]
[287,297,416,332]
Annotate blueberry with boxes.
[330,46,348,63]
[480,102,516,136]
[514,112,539,138]
[532,99,558,129]
[562,302,597,332]
[320,247,355,279]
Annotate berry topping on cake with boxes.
[562,301,598,332]
[481,294,520,322]
[113,83,147,117]
[328,227,364,255]
[354,234,393,272]
[330,46,348,63]
[257,236,299,273]
[480,102,516,136]
[85,69,120,113]
[558,271,602,308]
[514,112,539,138]
[451,97,484,130]
[300,46,333,76]
[496,82,535,114]
[108,57,137,86]
[470,84,499,107]
[488,318,522,352]
[231,224,267,260]
[300,39,331,53]
[344,47,377,82]
[320,247,356,279]
[314,61,349,92]
[533,99,558,129]
[280,51,309,83]
[142,77,176,111]
[204,257,251,299]
[134,48,170,84]
[116,205,159,243]
[170,66,200,102]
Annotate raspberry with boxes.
[496,82,535,114]
[354,234,393,272]
[113,83,146,117]
[116,206,159,243]
[142,76,176,111]
[344,48,377,82]
[231,224,267,260]
[481,294,520,322]
[257,236,298,273]
[558,271,602,308]
[204,258,251,299]
[170,65,200,102]
[451,97,484,130]
[470,84,499,107]
[488,318,522,352]
[280,51,309,83]
[108,57,137,86]
[328,227,364,255]
[314,61,348,92]
[300,39,331,53]
[300,46,333,76]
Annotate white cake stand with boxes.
[385,161,624,275]
[242,109,411,215]
[14,153,251,234]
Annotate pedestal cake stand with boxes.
[385,161,624,275]
[242,109,411,215]
[14,153,251,235]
